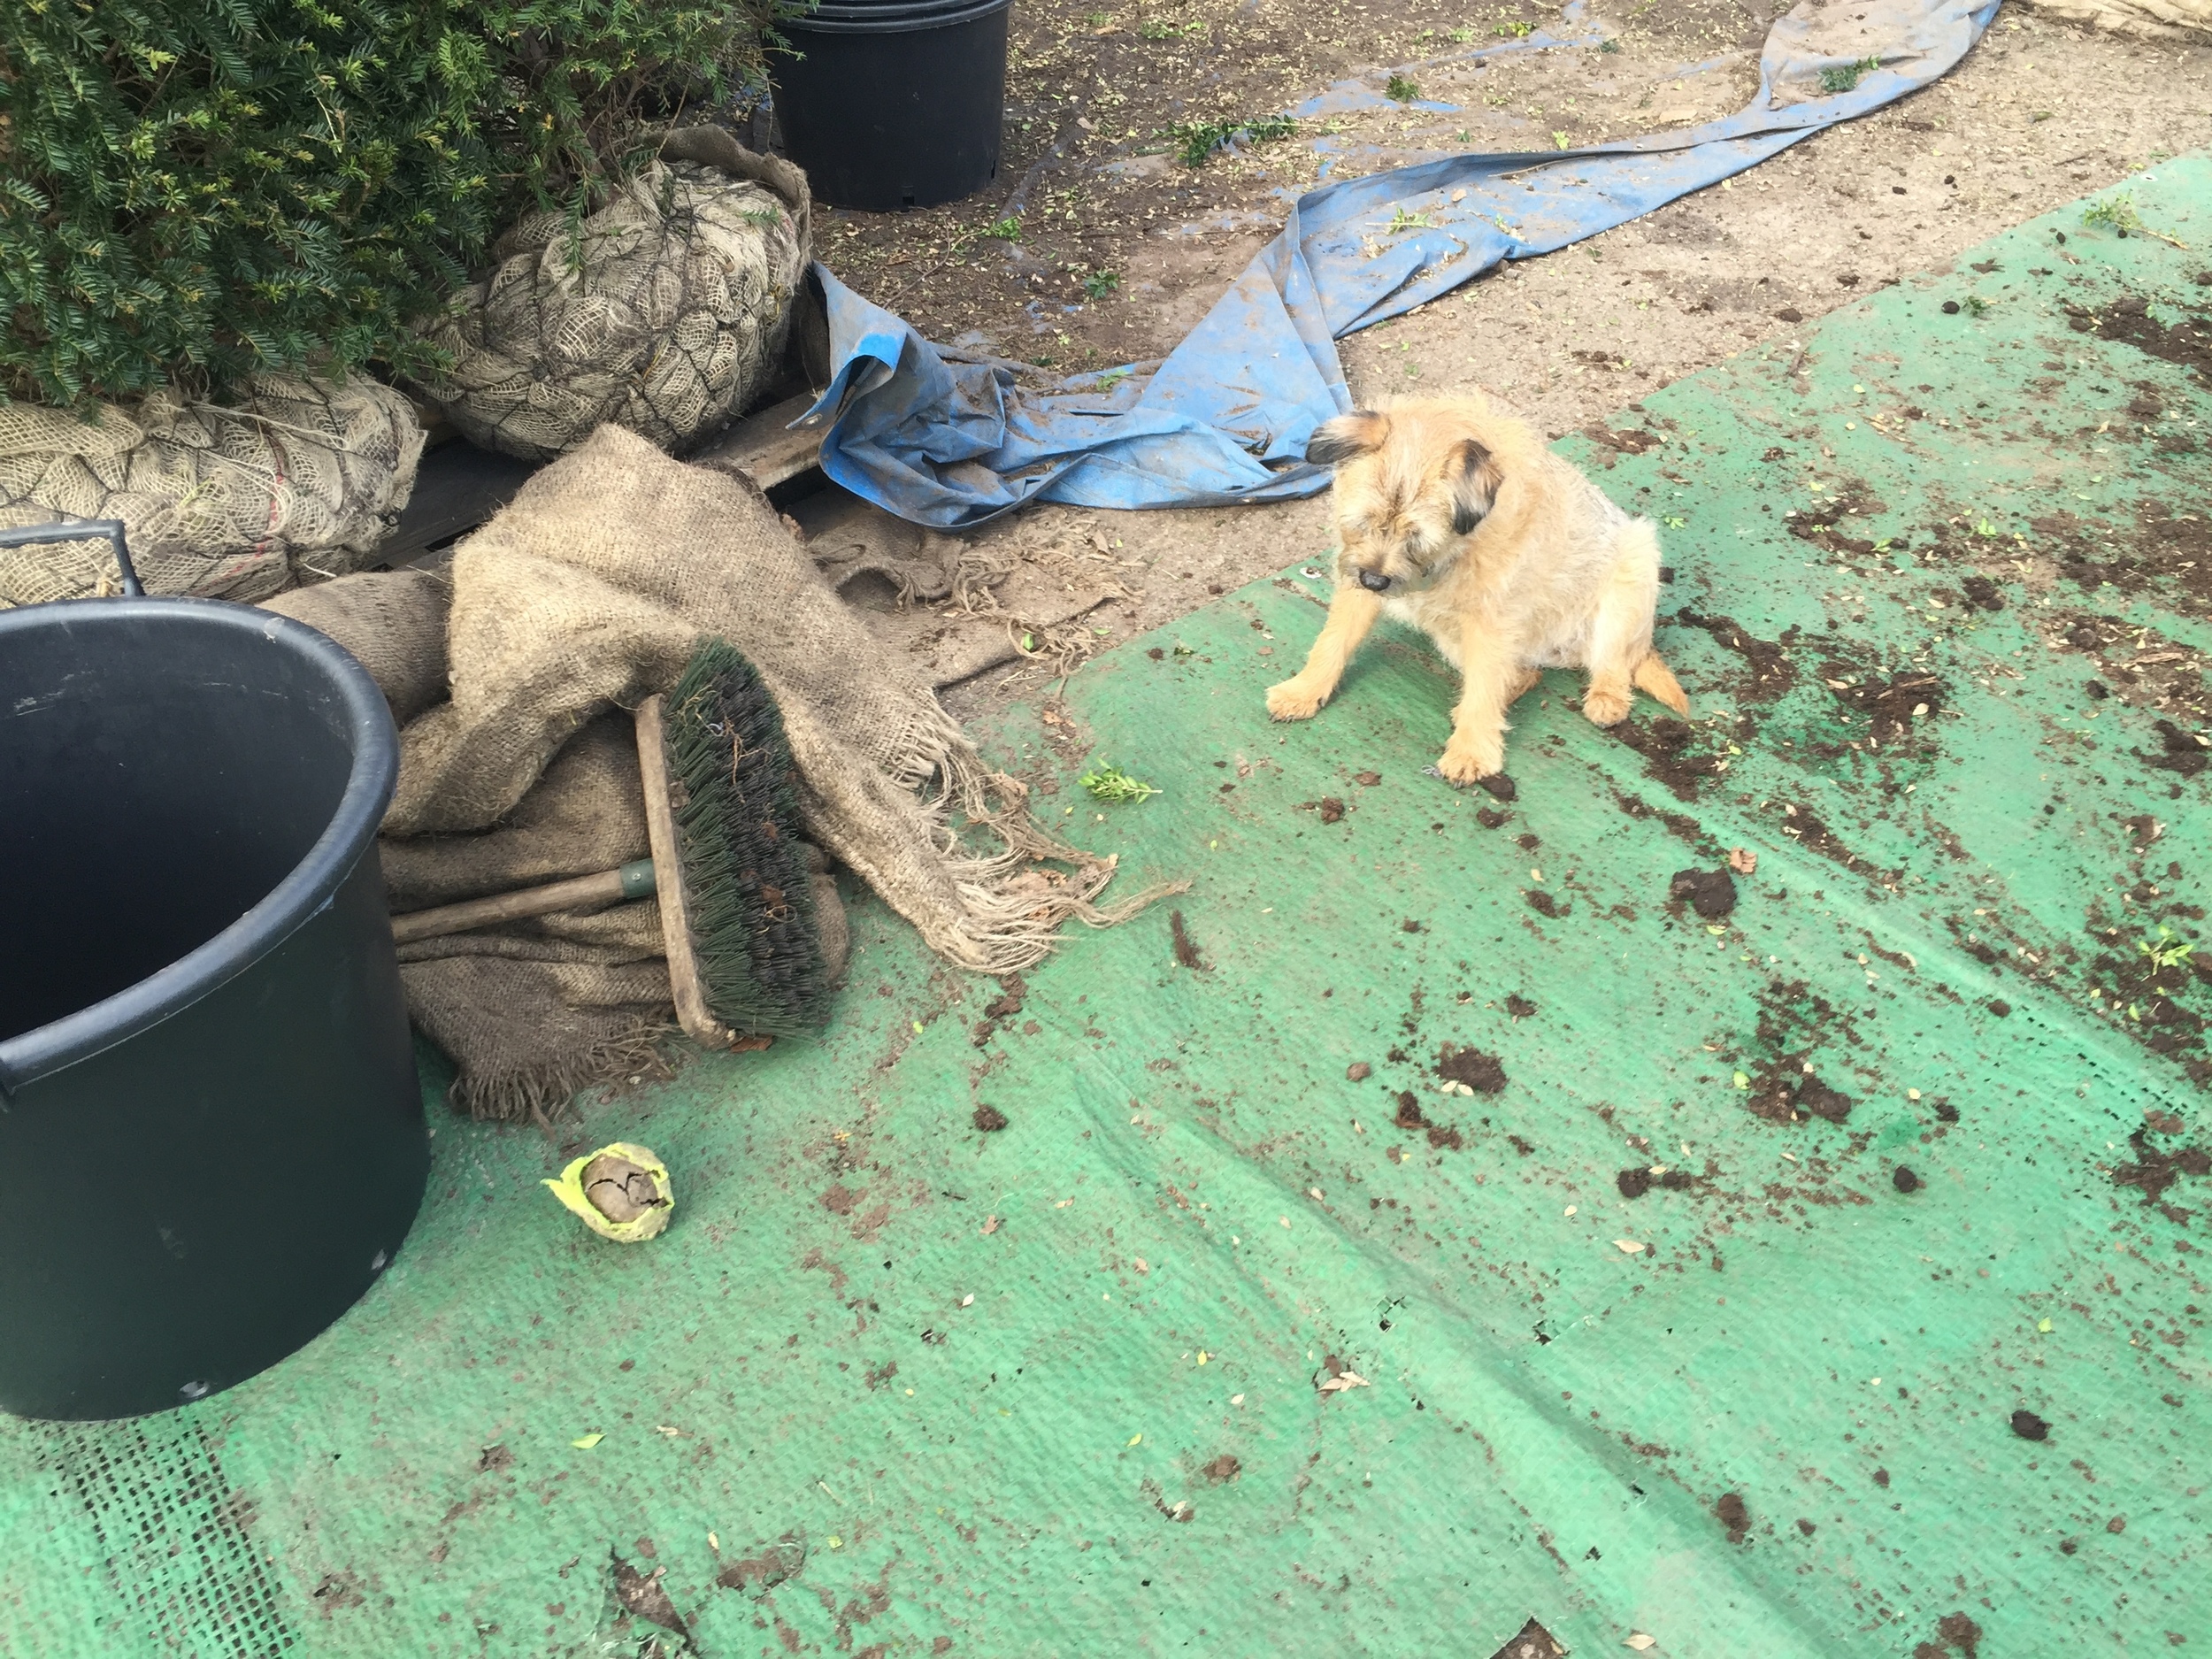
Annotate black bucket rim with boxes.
[0,596,397,1093]
[783,0,1009,33]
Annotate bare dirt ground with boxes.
[795,3,2212,722]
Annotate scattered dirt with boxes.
[1170,908,1210,969]
[1201,1454,1242,1483]
[1436,1044,1507,1093]
[717,1533,808,1594]
[1354,770,1382,787]
[2009,1408,2051,1442]
[973,1104,1010,1133]
[1818,660,1947,744]
[1674,611,1798,704]
[1505,994,1537,1018]
[1614,714,1719,803]
[1525,888,1568,918]
[1476,806,1511,829]
[1893,1165,1921,1194]
[1668,865,1738,919]
[1915,1609,1986,1659]
[984,977,1029,1020]
[2063,295,2212,388]
[1714,1491,1750,1545]
[2112,1127,2211,1210]
[1741,979,1862,1126]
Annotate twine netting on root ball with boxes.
[415,132,811,463]
[0,374,424,608]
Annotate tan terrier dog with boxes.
[1265,393,1688,784]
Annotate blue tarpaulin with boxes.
[798,0,2001,527]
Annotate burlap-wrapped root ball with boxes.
[0,373,424,608]
[416,129,811,463]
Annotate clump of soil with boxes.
[1669,865,1738,918]
[1392,1088,1463,1150]
[1893,1165,1922,1193]
[1960,574,2003,611]
[2010,1408,2051,1442]
[1477,773,1517,802]
[1436,1044,1507,1094]
[1505,994,1537,1018]
[1793,1077,1855,1124]
[973,1104,1010,1133]
[1354,770,1381,787]
[984,977,1027,1019]
[1617,1166,1694,1198]
[1303,795,1348,823]
[1476,807,1511,829]
[1914,1609,1985,1659]
[1714,1491,1751,1544]
[1673,611,1798,703]
[2147,718,2209,777]
[1170,909,1209,970]
[1526,889,1569,918]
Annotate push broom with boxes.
[391,641,833,1045]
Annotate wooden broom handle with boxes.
[634,695,737,1051]
[388,860,656,946]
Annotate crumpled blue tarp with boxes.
[799,0,2001,528]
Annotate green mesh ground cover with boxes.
[4,164,2211,1658]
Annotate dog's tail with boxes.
[1633,650,1691,716]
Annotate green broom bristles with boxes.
[663,640,830,1036]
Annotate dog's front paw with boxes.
[1580,687,1632,727]
[1266,679,1330,722]
[1436,736,1506,787]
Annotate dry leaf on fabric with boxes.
[572,1432,604,1448]
[1625,1636,1657,1652]
[1317,1371,1371,1393]
[1727,847,1758,874]
[1614,1239,1647,1254]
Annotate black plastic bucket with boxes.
[0,584,424,1421]
[775,0,1012,211]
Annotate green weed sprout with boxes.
[1386,73,1421,101]
[1080,762,1162,803]
[2083,192,2188,250]
[2140,925,2195,973]
[1819,55,1881,94]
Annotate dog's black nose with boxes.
[1356,569,1392,593]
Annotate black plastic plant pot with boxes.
[0,594,425,1421]
[775,0,1014,211]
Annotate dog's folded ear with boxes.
[1448,438,1495,536]
[1306,410,1388,466]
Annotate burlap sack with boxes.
[263,566,451,724]
[0,373,423,607]
[416,129,810,462]
[362,426,1163,1117]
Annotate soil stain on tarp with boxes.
[1742,979,1862,1125]
[1672,610,1799,703]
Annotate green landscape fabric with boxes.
[6,164,2212,1659]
